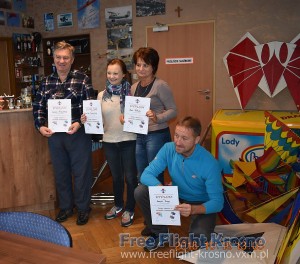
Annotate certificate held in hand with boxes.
[48,99,71,132]
[123,96,151,135]
[82,100,104,134]
[149,186,181,226]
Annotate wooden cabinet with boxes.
[12,33,43,99]
[0,109,56,211]
[42,34,91,78]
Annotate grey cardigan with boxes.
[131,78,177,132]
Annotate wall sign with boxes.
[165,57,193,64]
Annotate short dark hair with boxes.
[133,47,159,75]
[176,116,202,137]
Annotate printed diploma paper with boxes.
[149,186,181,226]
[123,96,150,134]
[48,99,71,132]
[82,100,104,134]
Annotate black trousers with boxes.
[103,140,137,212]
[48,127,93,212]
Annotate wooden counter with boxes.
[0,108,56,211]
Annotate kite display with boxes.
[214,110,300,263]
[223,32,300,110]
[220,111,300,225]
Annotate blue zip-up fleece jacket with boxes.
[140,143,224,214]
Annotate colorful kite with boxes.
[223,32,300,110]
[264,111,300,164]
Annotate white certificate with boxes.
[149,186,181,226]
[123,96,150,135]
[82,100,104,134]
[48,99,71,132]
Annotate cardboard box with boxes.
[211,110,300,174]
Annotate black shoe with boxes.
[76,208,91,225]
[55,209,73,222]
[141,226,152,236]
[144,232,169,252]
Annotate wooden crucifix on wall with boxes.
[175,6,183,17]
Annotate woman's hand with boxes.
[119,114,125,125]
[146,110,157,123]
[80,113,87,124]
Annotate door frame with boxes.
[0,38,16,96]
[145,20,216,144]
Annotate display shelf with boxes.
[12,33,44,98]
[42,34,91,79]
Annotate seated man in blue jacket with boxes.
[134,116,224,252]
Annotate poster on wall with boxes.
[44,13,54,31]
[105,5,132,29]
[0,11,5,25]
[107,26,132,49]
[6,12,20,27]
[0,0,12,9]
[136,0,165,17]
[105,5,133,66]
[13,0,26,12]
[107,48,134,70]
[22,14,34,28]
[77,0,100,29]
[57,13,73,28]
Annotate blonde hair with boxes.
[53,41,75,58]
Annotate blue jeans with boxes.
[136,128,171,184]
[103,140,137,212]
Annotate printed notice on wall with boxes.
[165,57,194,65]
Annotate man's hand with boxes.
[175,203,192,217]
[67,122,81,134]
[39,126,54,137]
[175,203,206,217]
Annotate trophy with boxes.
[32,32,42,52]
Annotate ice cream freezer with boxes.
[211,109,300,174]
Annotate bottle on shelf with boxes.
[21,86,32,108]
[27,36,32,51]
[23,36,28,52]
[16,37,21,51]
[20,35,24,52]
[36,55,41,67]
[31,35,36,53]
[46,41,52,56]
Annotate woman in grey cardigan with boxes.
[131,47,177,185]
